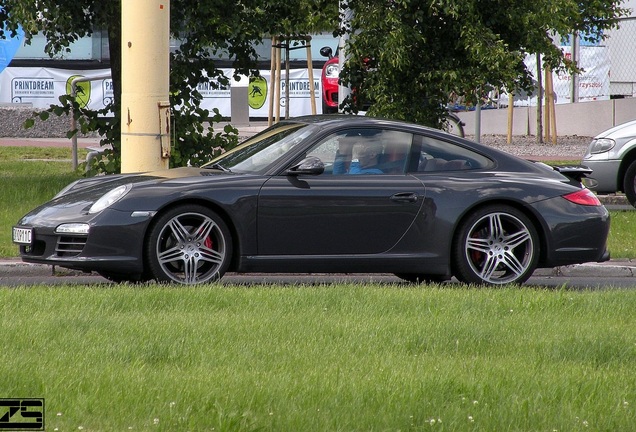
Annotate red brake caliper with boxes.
[204,236,213,249]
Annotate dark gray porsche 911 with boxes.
[13,115,610,285]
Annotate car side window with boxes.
[412,135,492,172]
[306,128,413,175]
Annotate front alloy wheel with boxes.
[145,205,232,284]
[453,205,539,285]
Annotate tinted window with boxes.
[306,128,413,175]
[412,135,492,172]
[204,123,316,173]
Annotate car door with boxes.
[256,128,426,256]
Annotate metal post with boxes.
[70,73,111,170]
[571,32,580,103]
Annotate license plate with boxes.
[12,227,33,245]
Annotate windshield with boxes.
[203,123,316,174]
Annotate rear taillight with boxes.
[562,189,602,206]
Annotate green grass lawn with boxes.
[0,147,84,257]
[2,147,636,430]
[2,284,636,431]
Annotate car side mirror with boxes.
[287,156,325,176]
[320,46,333,59]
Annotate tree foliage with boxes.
[1,0,337,173]
[1,0,628,164]
[339,0,629,127]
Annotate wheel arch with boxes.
[143,197,242,272]
[449,199,549,273]
[617,147,636,193]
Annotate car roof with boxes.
[280,114,444,134]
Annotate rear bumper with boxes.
[532,197,611,268]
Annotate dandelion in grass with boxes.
[154,418,160,425]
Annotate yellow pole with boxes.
[544,67,551,143]
[306,37,317,115]
[547,72,557,144]
[275,42,281,122]
[268,37,277,126]
[507,92,513,144]
[121,0,171,173]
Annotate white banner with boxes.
[0,66,323,116]
[501,45,611,106]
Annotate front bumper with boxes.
[582,158,621,193]
[17,209,152,275]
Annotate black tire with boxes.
[145,204,232,284]
[394,273,449,284]
[452,205,539,285]
[322,100,338,114]
[445,112,465,137]
[623,160,636,208]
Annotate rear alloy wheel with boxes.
[453,205,539,285]
[145,205,232,284]
[623,160,636,208]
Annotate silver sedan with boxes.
[582,119,636,207]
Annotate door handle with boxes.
[390,192,418,203]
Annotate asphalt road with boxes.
[2,260,635,289]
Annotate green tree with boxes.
[0,0,336,173]
[338,0,628,127]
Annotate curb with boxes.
[2,258,636,279]
[532,261,636,278]
[599,194,630,206]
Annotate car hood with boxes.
[59,167,236,197]
[595,119,636,139]
[17,167,245,227]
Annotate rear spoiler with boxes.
[531,161,596,185]
[551,164,593,183]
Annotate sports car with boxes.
[13,115,610,285]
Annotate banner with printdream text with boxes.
[0,67,323,116]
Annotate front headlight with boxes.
[88,184,132,214]
[325,63,340,78]
[55,223,90,235]
[589,138,615,154]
